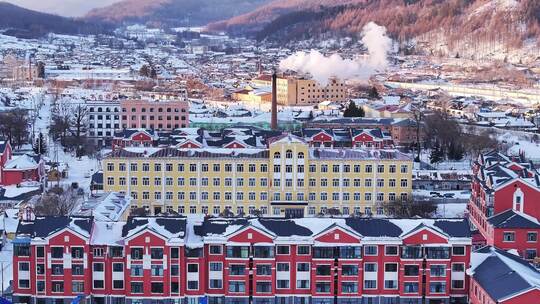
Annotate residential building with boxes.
[86,100,122,147]
[0,140,44,186]
[120,99,189,131]
[103,134,413,216]
[251,74,348,106]
[467,151,540,260]
[12,216,471,304]
[468,246,540,304]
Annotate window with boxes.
[404,265,419,276]
[256,264,272,275]
[93,280,104,289]
[277,263,289,272]
[528,232,538,242]
[342,265,358,276]
[113,280,123,290]
[364,245,377,256]
[52,264,63,275]
[188,281,199,290]
[452,246,465,256]
[51,247,63,258]
[18,262,29,271]
[229,281,245,292]
[151,265,164,276]
[131,265,143,276]
[131,248,143,259]
[150,282,164,294]
[51,281,64,293]
[385,263,398,273]
[188,264,199,273]
[297,245,310,255]
[35,263,45,275]
[452,263,465,272]
[256,282,272,293]
[210,245,222,255]
[364,263,377,272]
[430,265,446,277]
[316,265,331,276]
[452,280,464,289]
[277,245,290,255]
[384,279,398,289]
[151,248,164,259]
[72,281,84,292]
[93,263,104,272]
[385,245,398,256]
[36,246,44,257]
[297,280,310,289]
[230,265,245,275]
[209,279,223,289]
[277,280,290,289]
[503,232,515,242]
[401,165,408,173]
[404,282,419,293]
[316,282,331,293]
[112,263,123,273]
[430,282,446,293]
[364,280,376,289]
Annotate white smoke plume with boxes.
[279,22,392,86]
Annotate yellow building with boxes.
[251,74,348,106]
[103,134,412,217]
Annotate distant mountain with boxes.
[0,2,109,38]
[84,0,272,27]
[209,0,540,62]
[2,0,121,17]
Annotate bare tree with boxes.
[0,109,30,148]
[71,104,88,141]
[34,187,78,216]
[382,199,437,218]
[411,106,424,161]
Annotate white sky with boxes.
[4,0,121,17]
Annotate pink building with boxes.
[120,99,189,131]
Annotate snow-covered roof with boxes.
[4,154,38,170]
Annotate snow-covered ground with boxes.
[0,242,13,294]
[34,94,100,200]
[414,189,471,200]
[436,203,467,218]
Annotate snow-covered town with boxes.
[0,1,540,303]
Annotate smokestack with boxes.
[271,71,278,130]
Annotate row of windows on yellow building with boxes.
[103,136,413,216]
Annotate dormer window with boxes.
[513,188,524,213]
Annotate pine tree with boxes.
[368,86,380,99]
[430,143,443,164]
[33,132,47,155]
[343,102,365,117]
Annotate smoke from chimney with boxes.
[278,22,392,86]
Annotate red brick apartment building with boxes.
[120,99,189,131]
[467,151,540,260]
[13,216,471,304]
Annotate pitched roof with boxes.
[488,209,540,229]
[470,246,540,301]
[16,216,92,239]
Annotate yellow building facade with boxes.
[103,135,413,217]
[252,75,348,106]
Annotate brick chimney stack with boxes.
[271,71,278,130]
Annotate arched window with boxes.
[513,187,524,213]
[286,150,293,159]
[298,152,304,159]
[274,152,281,159]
